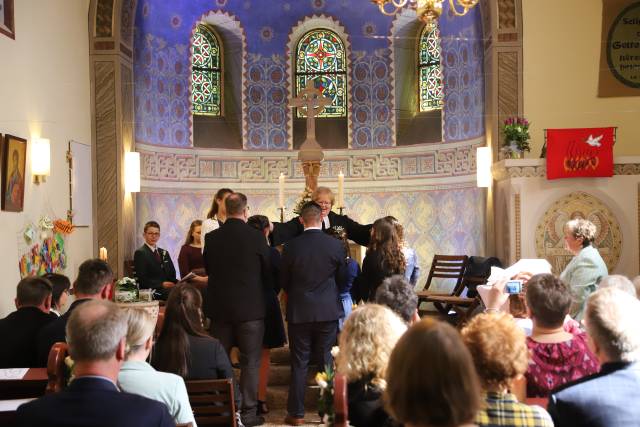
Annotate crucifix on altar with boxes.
[290,80,332,192]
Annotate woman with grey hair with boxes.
[560,218,608,320]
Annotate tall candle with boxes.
[278,173,285,208]
[99,247,108,261]
[337,171,344,208]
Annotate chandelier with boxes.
[371,0,479,27]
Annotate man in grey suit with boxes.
[548,287,640,427]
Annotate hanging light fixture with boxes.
[371,0,478,27]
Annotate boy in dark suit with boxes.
[0,277,56,368]
[17,299,173,427]
[134,221,177,300]
[280,201,348,426]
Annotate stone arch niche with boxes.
[189,11,248,149]
[286,15,352,149]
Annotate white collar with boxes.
[145,243,158,252]
[323,216,330,228]
[304,226,322,231]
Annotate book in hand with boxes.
[178,272,198,283]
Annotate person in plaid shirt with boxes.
[462,312,553,427]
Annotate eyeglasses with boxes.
[145,231,160,236]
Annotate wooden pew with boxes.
[186,379,237,427]
[333,373,349,427]
[0,369,47,400]
[46,342,69,393]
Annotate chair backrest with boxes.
[46,342,69,394]
[186,379,237,427]
[155,308,166,339]
[333,373,349,427]
[175,423,193,427]
[422,255,469,295]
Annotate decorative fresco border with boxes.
[138,137,483,184]
[492,158,640,181]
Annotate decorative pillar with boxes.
[89,0,138,277]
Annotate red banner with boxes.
[546,127,615,180]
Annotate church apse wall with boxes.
[132,0,487,278]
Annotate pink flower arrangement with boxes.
[502,116,531,153]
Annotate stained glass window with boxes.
[418,24,443,112]
[295,29,347,118]
[191,24,222,116]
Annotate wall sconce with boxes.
[32,138,51,184]
[125,151,140,193]
[476,146,492,188]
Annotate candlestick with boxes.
[337,171,344,209]
[279,207,285,223]
[278,173,285,208]
[99,247,108,261]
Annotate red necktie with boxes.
[153,250,161,263]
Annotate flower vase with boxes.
[508,141,524,159]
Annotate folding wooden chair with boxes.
[186,379,237,427]
[417,255,469,316]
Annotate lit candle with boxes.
[99,247,108,261]
[278,173,285,208]
[337,171,344,208]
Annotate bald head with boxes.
[66,299,127,362]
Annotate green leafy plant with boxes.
[502,116,531,153]
[316,363,335,425]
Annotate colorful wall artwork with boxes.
[18,232,68,278]
[1,134,27,212]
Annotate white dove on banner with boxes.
[585,134,603,147]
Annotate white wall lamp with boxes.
[125,151,140,193]
[32,138,51,184]
[476,146,492,188]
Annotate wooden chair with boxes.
[154,308,166,339]
[417,255,469,315]
[46,342,69,393]
[176,423,193,427]
[186,379,237,427]
[333,373,349,427]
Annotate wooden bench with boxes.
[333,373,348,427]
[186,379,237,426]
[0,369,47,400]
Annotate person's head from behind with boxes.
[143,220,161,246]
[384,215,404,244]
[337,304,406,388]
[370,218,406,274]
[525,273,571,329]
[65,299,127,375]
[585,287,640,364]
[184,219,203,246]
[462,312,528,392]
[43,273,71,312]
[207,188,233,219]
[326,226,351,258]
[311,186,334,218]
[375,275,419,324]
[74,258,114,300]
[248,214,271,239]
[300,201,322,229]
[123,308,155,361]
[224,192,248,221]
[15,276,52,312]
[599,274,637,297]
[385,318,480,427]
[155,284,207,377]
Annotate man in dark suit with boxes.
[0,277,57,368]
[36,259,114,366]
[280,201,348,426]
[204,192,272,427]
[548,287,640,427]
[17,299,173,427]
[133,221,177,300]
[272,186,372,246]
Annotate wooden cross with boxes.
[290,80,332,147]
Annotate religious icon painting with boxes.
[0,0,16,40]
[1,134,27,212]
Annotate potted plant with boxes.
[502,117,531,159]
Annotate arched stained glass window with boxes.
[418,24,443,112]
[295,29,347,118]
[191,24,222,116]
